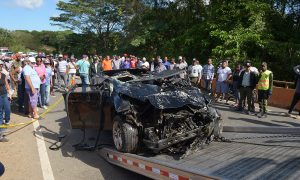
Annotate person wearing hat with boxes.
[236,61,258,114]
[257,62,273,118]
[23,57,41,119]
[288,65,300,117]
[0,60,10,142]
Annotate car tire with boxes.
[112,116,139,153]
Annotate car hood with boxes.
[114,82,206,109]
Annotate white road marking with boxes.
[33,120,55,180]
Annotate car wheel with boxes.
[213,118,223,137]
[112,116,139,153]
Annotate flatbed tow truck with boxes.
[65,70,300,180]
[96,129,300,180]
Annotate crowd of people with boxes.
[0,53,299,142]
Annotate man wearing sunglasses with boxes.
[257,62,273,118]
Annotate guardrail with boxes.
[273,80,295,89]
[200,79,300,111]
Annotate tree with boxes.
[50,0,138,53]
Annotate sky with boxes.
[0,0,64,31]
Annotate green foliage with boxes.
[0,0,300,81]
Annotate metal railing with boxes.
[273,80,295,89]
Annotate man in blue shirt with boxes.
[163,57,171,70]
[24,57,41,119]
[76,55,90,92]
[202,58,215,94]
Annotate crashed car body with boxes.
[65,69,222,154]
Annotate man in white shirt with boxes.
[176,56,188,78]
[216,60,232,101]
[56,54,69,90]
[141,57,150,70]
[112,56,122,70]
[188,59,202,87]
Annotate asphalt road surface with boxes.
[0,90,149,180]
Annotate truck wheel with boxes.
[112,116,139,153]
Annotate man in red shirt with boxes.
[130,56,137,69]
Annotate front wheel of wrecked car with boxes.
[112,116,139,153]
[213,118,223,137]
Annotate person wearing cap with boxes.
[257,62,273,118]
[10,53,22,98]
[56,54,69,90]
[155,59,167,73]
[76,55,90,92]
[23,57,41,119]
[0,60,11,142]
[188,59,202,87]
[236,61,258,114]
[216,60,232,101]
[288,65,300,117]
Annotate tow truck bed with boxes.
[97,132,300,180]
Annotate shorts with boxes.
[216,81,229,93]
[26,88,39,108]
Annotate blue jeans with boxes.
[38,83,46,106]
[17,84,24,111]
[204,79,212,93]
[0,94,10,126]
[80,73,89,92]
[45,84,50,105]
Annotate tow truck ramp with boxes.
[97,129,300,180]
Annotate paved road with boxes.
[1,89,299,180]
[0,91,149,180]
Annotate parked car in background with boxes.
[0,47,9,56]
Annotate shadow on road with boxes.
[39,115,148,180]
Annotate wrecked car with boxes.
[65,69,223,154]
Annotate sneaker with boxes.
[4,122,10,125]
[0,136,8,142]
[42,106,48,110]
